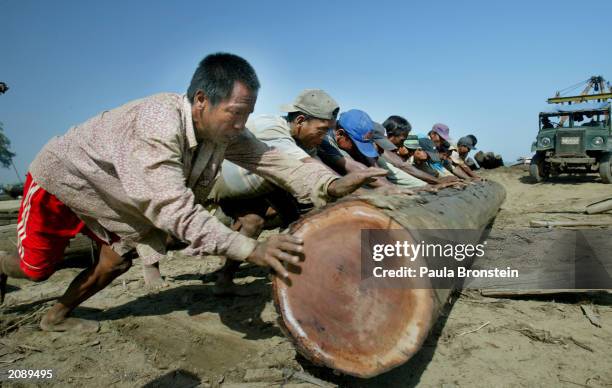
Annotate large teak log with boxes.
[272,181,506,378]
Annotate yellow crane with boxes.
[551,76,611,127]
[549,76,612,104]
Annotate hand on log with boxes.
[327,168,389,198]
[439,175,460,183]
[372,185,415,196]
[411,186,438,193]
[435,180,468,190]
[246,234,303,279]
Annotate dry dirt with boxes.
[1,167,611,388]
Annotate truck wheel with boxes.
[529,153,548,182]
[599,152,612,184]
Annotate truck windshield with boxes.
[539,110,609,130]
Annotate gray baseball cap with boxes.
[280,89,340,120]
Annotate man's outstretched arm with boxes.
[114,108,277,264]
[380,150,441,184]
[225,130,388,205]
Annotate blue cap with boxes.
[338,109,378,158]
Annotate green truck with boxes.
[530,101,612,183]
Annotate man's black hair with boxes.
[382,115,412,137]
[187,52,260,105]
[438,143,452,155]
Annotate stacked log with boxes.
[585,197,612,214]
[0,200,20,226]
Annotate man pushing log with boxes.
[0,53,386,332]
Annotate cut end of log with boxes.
[273,182,506,378]
[273,202,436,378]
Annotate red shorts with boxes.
[17,174,110,281]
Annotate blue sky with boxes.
[1,0,611,183]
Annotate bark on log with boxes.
[272,181,506,378]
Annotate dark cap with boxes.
[458,135,478,150]
[418,137,441,162]
[466,134,478,148]
[372,123,397,151]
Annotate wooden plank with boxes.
[585,198,612,214]
[480,289,611,298]
[530,220,612,228]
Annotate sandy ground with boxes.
[1,167,611,388]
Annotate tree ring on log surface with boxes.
[272,201,436,378]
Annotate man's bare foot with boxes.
[39,313,100,333]
[143,263,169,290]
